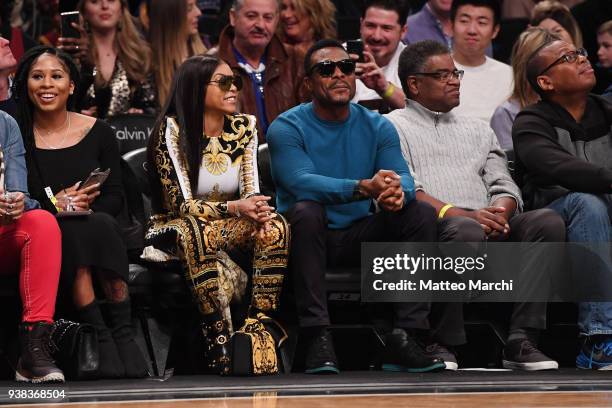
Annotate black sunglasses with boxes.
[309,59,356,77]
[409,69,464,82]
[208,74,243,91]
[538,48,588,76]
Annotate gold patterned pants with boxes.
[147,215,289,316]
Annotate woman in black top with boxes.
[13,46,147,379]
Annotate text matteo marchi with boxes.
[371,254,513,293]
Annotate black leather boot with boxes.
[102,299,148,378]
[201,313,231,375]
[16,322,65,383]
[78,301,124,378]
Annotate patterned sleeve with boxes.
[239,115,260,199]
[153,117,232,220]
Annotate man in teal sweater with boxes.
[267,39,443,374]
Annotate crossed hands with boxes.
[55,181,101,212]
[469,207,510,240]
[360,170,405,212]
[229,195,277,239]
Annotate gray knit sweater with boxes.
[385,100,523,212]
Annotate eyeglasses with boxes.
[538,48,588,76]
[208,74,243,91]
[409,69,464,82]
[309,59,356,77]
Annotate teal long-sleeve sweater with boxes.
[267,102,415,229]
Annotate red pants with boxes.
[0,210,61,323]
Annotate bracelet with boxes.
[382,82,395,99]
[50,195,62,213]
[438,204,454,219]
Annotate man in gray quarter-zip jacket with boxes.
[386,40,566,371]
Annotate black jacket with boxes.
[512,94,612,210]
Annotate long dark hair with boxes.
[13,46,80,154]
[148,55,222,211]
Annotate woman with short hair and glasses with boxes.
[146,55,290,375]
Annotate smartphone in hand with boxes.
[346,39,365,63]
[60,11,81,39]
[78,168,110,191]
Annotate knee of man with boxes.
[566,193,609,217]
[440,216,486,242]
[533,208,567,241]
[287,201,326,226]
[406,200,437,223]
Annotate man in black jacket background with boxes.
[513,38,612,370]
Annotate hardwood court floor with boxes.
[4,392,612,408]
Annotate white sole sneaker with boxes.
[502,359,559,371]
[444,361,459,370]
[16,369,65,383]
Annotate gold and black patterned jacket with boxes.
[149,113,260,223]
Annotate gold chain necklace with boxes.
[34,112,71,150]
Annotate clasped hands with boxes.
[359,170,405,212]
[0,189,25,225]
[228,195,276,239]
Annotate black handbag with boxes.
[230,313,288,376]
[48,319,99,380]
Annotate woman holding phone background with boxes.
[58,0,157,119]
[13,46,148,380]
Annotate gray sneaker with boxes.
[424,343,458,370]
[502,338,558,371]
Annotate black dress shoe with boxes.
[382,329,446,373]
[304,328,339,374]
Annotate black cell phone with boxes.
[346,39,364,63]
[60,11,81,39]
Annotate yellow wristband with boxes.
[382,82,395,99]
[50,195,62,213]
[438,204,453,219]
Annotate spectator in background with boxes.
[502,0,585,20]
[13,46,148,380]
[530,1,583,48]
[403,0,454,49]
[450,0,512,122]
[596,20,612,96]
[278,0,337,55]
[0,111,64,383]
[209,0,302,142]
[268,39,445,375]
[350,0,407,113]
[148,0,206,106]
[68,0,157,119]
[491,28,559,150]
[514,37,612,370]
[0,36,17,116]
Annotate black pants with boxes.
[286,200,447,338]
[437,209,566,333]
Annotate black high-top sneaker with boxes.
[16,322,65,383]
[201,314,231,375]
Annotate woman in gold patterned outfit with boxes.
[145,55,290,375]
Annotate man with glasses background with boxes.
[514,39,612,370]
[387,40,565,371]
[267,39,445,375]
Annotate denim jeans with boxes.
[547,193,612,336]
